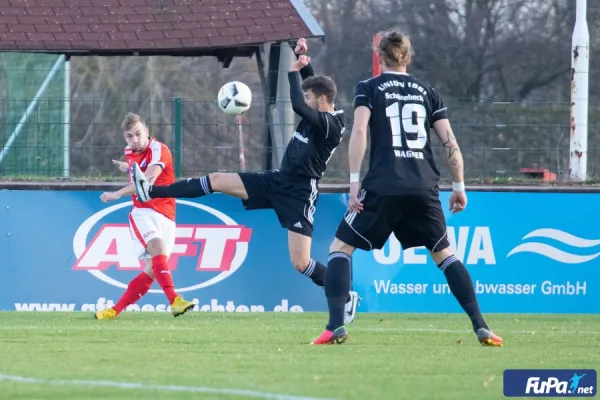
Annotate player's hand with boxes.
[348,181,364,213]
[294,38,307,55]
[112,159,129,173]
[449,191,467,214]
[100,191,121,203]
[291,55,310,72]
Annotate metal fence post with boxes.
[173,98,182,177]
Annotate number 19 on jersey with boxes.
[386,102,428,150]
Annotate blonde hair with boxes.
[376,30,412,68]
[121,112,146,132]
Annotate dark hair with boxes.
[301,75,337,104]
[121,112,146,132]
[376,29,412,68]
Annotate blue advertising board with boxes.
[353,191,599,314]
[0,189,598,313]
[0,191,340,313]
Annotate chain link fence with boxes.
[1,94,600,182]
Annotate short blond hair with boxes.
[121,112,146,132]
[376,30,412,68]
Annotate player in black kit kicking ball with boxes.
[132,38,359,324]
[311,30,503,346]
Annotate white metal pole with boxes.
[275,42,295,165]
[0,55,64,164]
[237,114,246,171]
[569,0,589,181]
[63,56,70,178]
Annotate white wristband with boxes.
[452,181,465,192]
[350,173,360,183]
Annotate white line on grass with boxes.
[1,326,599,335]
[0,374,335,400]
[358,327,600,335]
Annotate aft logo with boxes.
[72,200,252,293]
[504,369,597,397]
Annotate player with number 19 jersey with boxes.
[355,72,448,195]
[313,30,503,348]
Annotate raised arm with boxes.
[299,61,315,80]
[292,38,314,80]
[288,55,322,126]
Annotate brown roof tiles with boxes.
[0,0,324,56]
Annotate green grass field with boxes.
[0,312,598,400]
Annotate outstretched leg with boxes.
[132,162,248,201]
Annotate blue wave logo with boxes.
[507,228,600,264]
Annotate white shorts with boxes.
[128,208,176,260]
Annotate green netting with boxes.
[0,53,66,176]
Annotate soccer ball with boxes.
[217,81,252,115]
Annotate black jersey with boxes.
[279,66,345,180]
[355,71,448,195]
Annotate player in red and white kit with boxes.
[94,112,195,319]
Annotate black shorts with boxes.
[335,189,450,252]
[238,171,318,237]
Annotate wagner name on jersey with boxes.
[354,72,449,195]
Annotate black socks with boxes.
[439,255,488,331]
[324,252,351,331]
[302,259,326,287]
[150,176,213,199]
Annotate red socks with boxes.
[112,255,177,315]
[152,254,177,304]
[113,272,154,314]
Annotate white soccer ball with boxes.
[217,81,252,115]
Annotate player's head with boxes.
[301,76,337,111]
[121,112,149,152]
[376,30,412,70]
